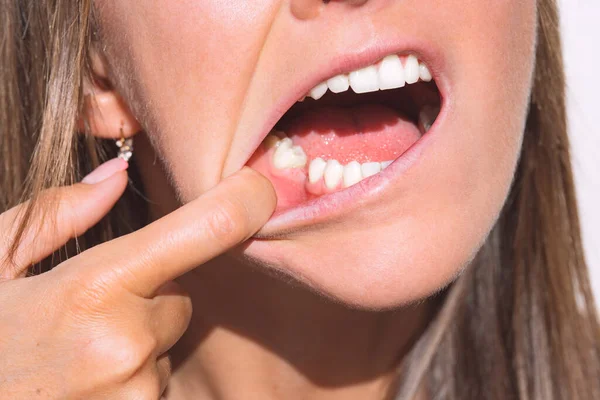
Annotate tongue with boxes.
[278,104,421,164]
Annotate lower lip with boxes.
[256,113,440,236]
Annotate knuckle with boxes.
[203,200,249,247]
[84,334,157,382]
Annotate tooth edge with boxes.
[309,157,327,184]
[378,54,406,91]
[361,162,382,178]
[404,55,420,85]
[349,65,379,94]
[309,82,328,100]
[324,159,344,190]
[343,161,363,188]
[381,160,393,169]
[327,74,350,94]
[419,63,432,82]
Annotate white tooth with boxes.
[378,55,406,90]
[323,159,344,189]
[419,105,440,132]
[327,74,350,93]
[289,145,308,168]
[309,82,328,100]
[404,55,420,84]
[308,157,327,184]
[273,140,308,169]
[272,138,293,169]
[279,137,293,148]
[273,138,307,169]
[381,160,393,169]
[343,161,363,188]
[361,162,381,178]
[419,63,432,82]
[349,65,379,94]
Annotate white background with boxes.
[559,0,600,302]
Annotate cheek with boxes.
[96,0,279,196]
[447,0,537,222]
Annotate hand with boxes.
[0,160,276,399]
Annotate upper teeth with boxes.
[306,54,432,101]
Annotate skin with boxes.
[0,0,537,399]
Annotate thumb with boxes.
[0,158,129,279]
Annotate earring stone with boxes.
[116,137,133,161]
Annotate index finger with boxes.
[71,168,276,297]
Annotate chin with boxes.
[241,164,501,310]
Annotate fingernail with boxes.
[82,158,129,184]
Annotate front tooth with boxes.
[272,138,307,169]
[419,63,432,82]
[323,159,344,189]
[308,157,327,184]
[349,65,379,94]
[343,161,362,188]
[419,105,440,132]
[378,55,406,90]
[381,160,393,169]
[327,74,350,93]
[309,82,328,100]
[361,162,381,178]
[404,55,420,84]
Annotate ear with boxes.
[78,46,141,139]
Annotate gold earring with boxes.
[115,130,133,161]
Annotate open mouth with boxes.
[247,53,442,212]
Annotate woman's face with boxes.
[94,0,537,308]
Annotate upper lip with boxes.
[238,33,448,170]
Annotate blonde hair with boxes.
[1,1,599,398]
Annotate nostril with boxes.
[324,0,370,5]
[290,0,325,20]
[292,0,369,19]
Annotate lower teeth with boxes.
[272,138,307,169]
[264,134,396,190]
[263,104,439,190]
